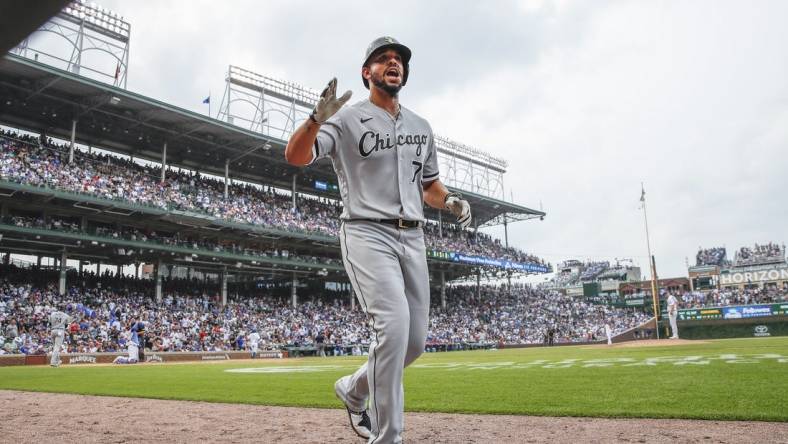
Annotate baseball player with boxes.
[285,36,471,443]
[49,305,72,367]
[604,322,613,346]
[128,320,145,363]
[667,293,679,339]
[247,328,261,359]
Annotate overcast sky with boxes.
[32,0,788,278]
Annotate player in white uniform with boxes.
[667,294,679,339]
[49,307,72,367]
[604,322,613,346]
[248,328,261,358]
[286,37,471,443]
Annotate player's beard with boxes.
[371,73,402,97]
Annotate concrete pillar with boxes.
[350,286,356,310]
[160,142,167,183]
[37,255,42,268]
[78,260,83,274]
[224,159,229,200]
[503,215,509,249]
[507,271,512,289]
[58,251,67,296]
[68,119,76,164]
[221,267,228,306]
[135,263,140,279]
[291,272,298,308]
[476,269,481,301]
[438,211,443,238]
[440,270,446,310]
[292,174,297,209]
[155,259,163,303]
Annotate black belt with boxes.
[355,218,422,229]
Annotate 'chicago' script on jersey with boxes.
[358,131,428,157]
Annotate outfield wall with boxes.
[677,316,788,339]
[0,350,286,367]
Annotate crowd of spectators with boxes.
[423,224,548,267]
[580,261,610,282]
[696,247,727,266]
[3,215,341,267]
[735,243,785,267]
[0,130,546,267]
[429,284,650,345]
[551,271,580,287]
[0,266,651,356]
[677,286,787,308]
[550,261,616,287]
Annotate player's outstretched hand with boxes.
[312,77,352,124]
[445,194,472,229]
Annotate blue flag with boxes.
[202,96,210,104]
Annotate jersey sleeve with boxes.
[309,112,344,165]
[422,126,440,184]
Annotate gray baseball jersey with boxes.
[49,311,71,330]
[316,99,436,443]
[49,310,70,367]
[311,99,439,221]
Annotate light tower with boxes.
[13,0,131,88]
[216,65,319,138]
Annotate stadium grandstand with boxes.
[0,264,650,356]
[0,3,568,359]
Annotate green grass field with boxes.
[1,337,786,421]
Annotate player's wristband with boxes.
[444,192,462,206]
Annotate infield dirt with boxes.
[2,390,786,443]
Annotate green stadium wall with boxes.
[677,317,788,339]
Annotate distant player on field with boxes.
[49,305,72,367]
[247,328,261,359]
[604,322,613,346]
[667,293,679,339]
[128,320,145,362]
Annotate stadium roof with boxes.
[0,53,545,227]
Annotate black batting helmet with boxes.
[362,36,412,89]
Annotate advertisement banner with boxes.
[719,267,788,285]
[723,304,774,319]
[443,251,550,273]
[677,308,723,321]
[676,303,788,321]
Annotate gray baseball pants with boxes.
[669,313,679,338]
[338,220,430,444]
[51,330,64,365]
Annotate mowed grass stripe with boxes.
[0,337,785,421]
